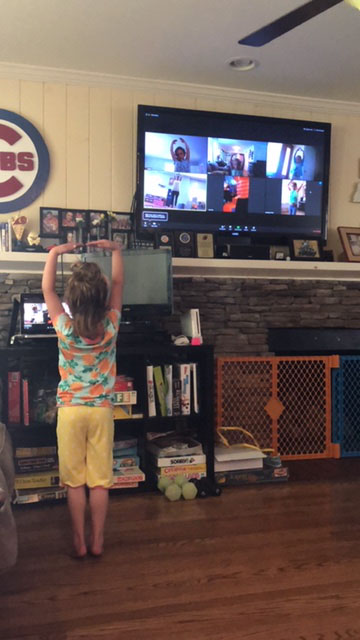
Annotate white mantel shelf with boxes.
[171,257,360,281]
[1,251,360,281]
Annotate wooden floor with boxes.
[2,461,360,640]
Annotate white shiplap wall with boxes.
[1,67,360,257]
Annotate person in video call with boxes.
[227,154,245,177]
[170,137,191,172]
[170,174,182,207]
[288,181,303,215]
[290,153,304,180]
[42,239,123,559]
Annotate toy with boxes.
[157,477,172,493]
[165,483,182,501]
[174,474,187,487]
[190,477,222,498]
[181,481,198,500]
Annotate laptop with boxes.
[10,293,70,343]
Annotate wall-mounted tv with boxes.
[136,104,331,243]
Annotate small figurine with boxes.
[27,231,41,246]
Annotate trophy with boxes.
[11,215,28,250]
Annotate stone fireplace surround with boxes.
[1,257,360,356]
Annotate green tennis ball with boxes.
[157,477,173,493]
[174,474,187,487]
[165,483,182,502]
[182,481,198,500]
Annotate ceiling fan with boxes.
[238,0,358,47]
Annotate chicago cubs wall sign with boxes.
[0,109,50,214]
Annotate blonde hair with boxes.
[65,262,108,339]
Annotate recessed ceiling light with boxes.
[228,57,258,71]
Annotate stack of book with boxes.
[113,375,143,420]
[8,372,57,427]
[147,431,206,481]
[214,444,289,486]
[0,220,12,252]
[111,437,145,489]
[13,445,66,504]
[146,362,199,418]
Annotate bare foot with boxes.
[72,533,87,558]
[89,536,103,557]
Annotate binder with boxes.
[153,366,167,417]
[146,365,156,417]
[164,364,173,416]
[175,363,191,415]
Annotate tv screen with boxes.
[136,104,331,243]
[82,249,173,322]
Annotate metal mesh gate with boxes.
[216,356,338,460]
[332,356,360,456]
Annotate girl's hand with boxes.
[52,242,82,255]
[86,240,121,251]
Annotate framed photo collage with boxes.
[39,208,132,249]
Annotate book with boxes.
[214,445,266,463]
[164,364,173,416]
[22,378,29,426]
[190,362,199,413]
[152,452,206,467]
[146,433,203,457]
[113,455,140,469]
[109,482,138,490]
[13,486,67,505]
[153,365,167,417]
[214,458,263,472]
[15,445,57,458]
[15,455,58,474]
[156,463,207,476]
[172,378,181,416]
[113,438,138,451]
[113,445,138,457]
[8,371,21,424]
[114,390,137,405]
[146,365,156,417]
[153,468,206,482]
[113,404,132,419]
[15,471,60,490]
[175,363,191,415]
[214,445,265,472]
[215,466,289,486]
[114,375,134,391]
[112,466,145,484]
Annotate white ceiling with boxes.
[1,0,360,103]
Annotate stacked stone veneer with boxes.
[2,273,360,356]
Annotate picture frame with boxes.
[60,209,79,229]
[270,245,290,260]
[112,230,129,249]
[290,238,322,261]
[39,207,60,237]
[61,229,76,244]
[337,227,360,262]
[89,210,108,239]
[110,212,132,231]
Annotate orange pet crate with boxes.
[216,355,340,460]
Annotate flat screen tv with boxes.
[82,249,173,322]
[136,104,331,244]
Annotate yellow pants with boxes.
[57,406,114,488]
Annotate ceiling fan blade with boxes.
[238,0,343,47]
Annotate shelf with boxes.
[0,251,73,274]
[2,251,360,281]
[172,257,360,281]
